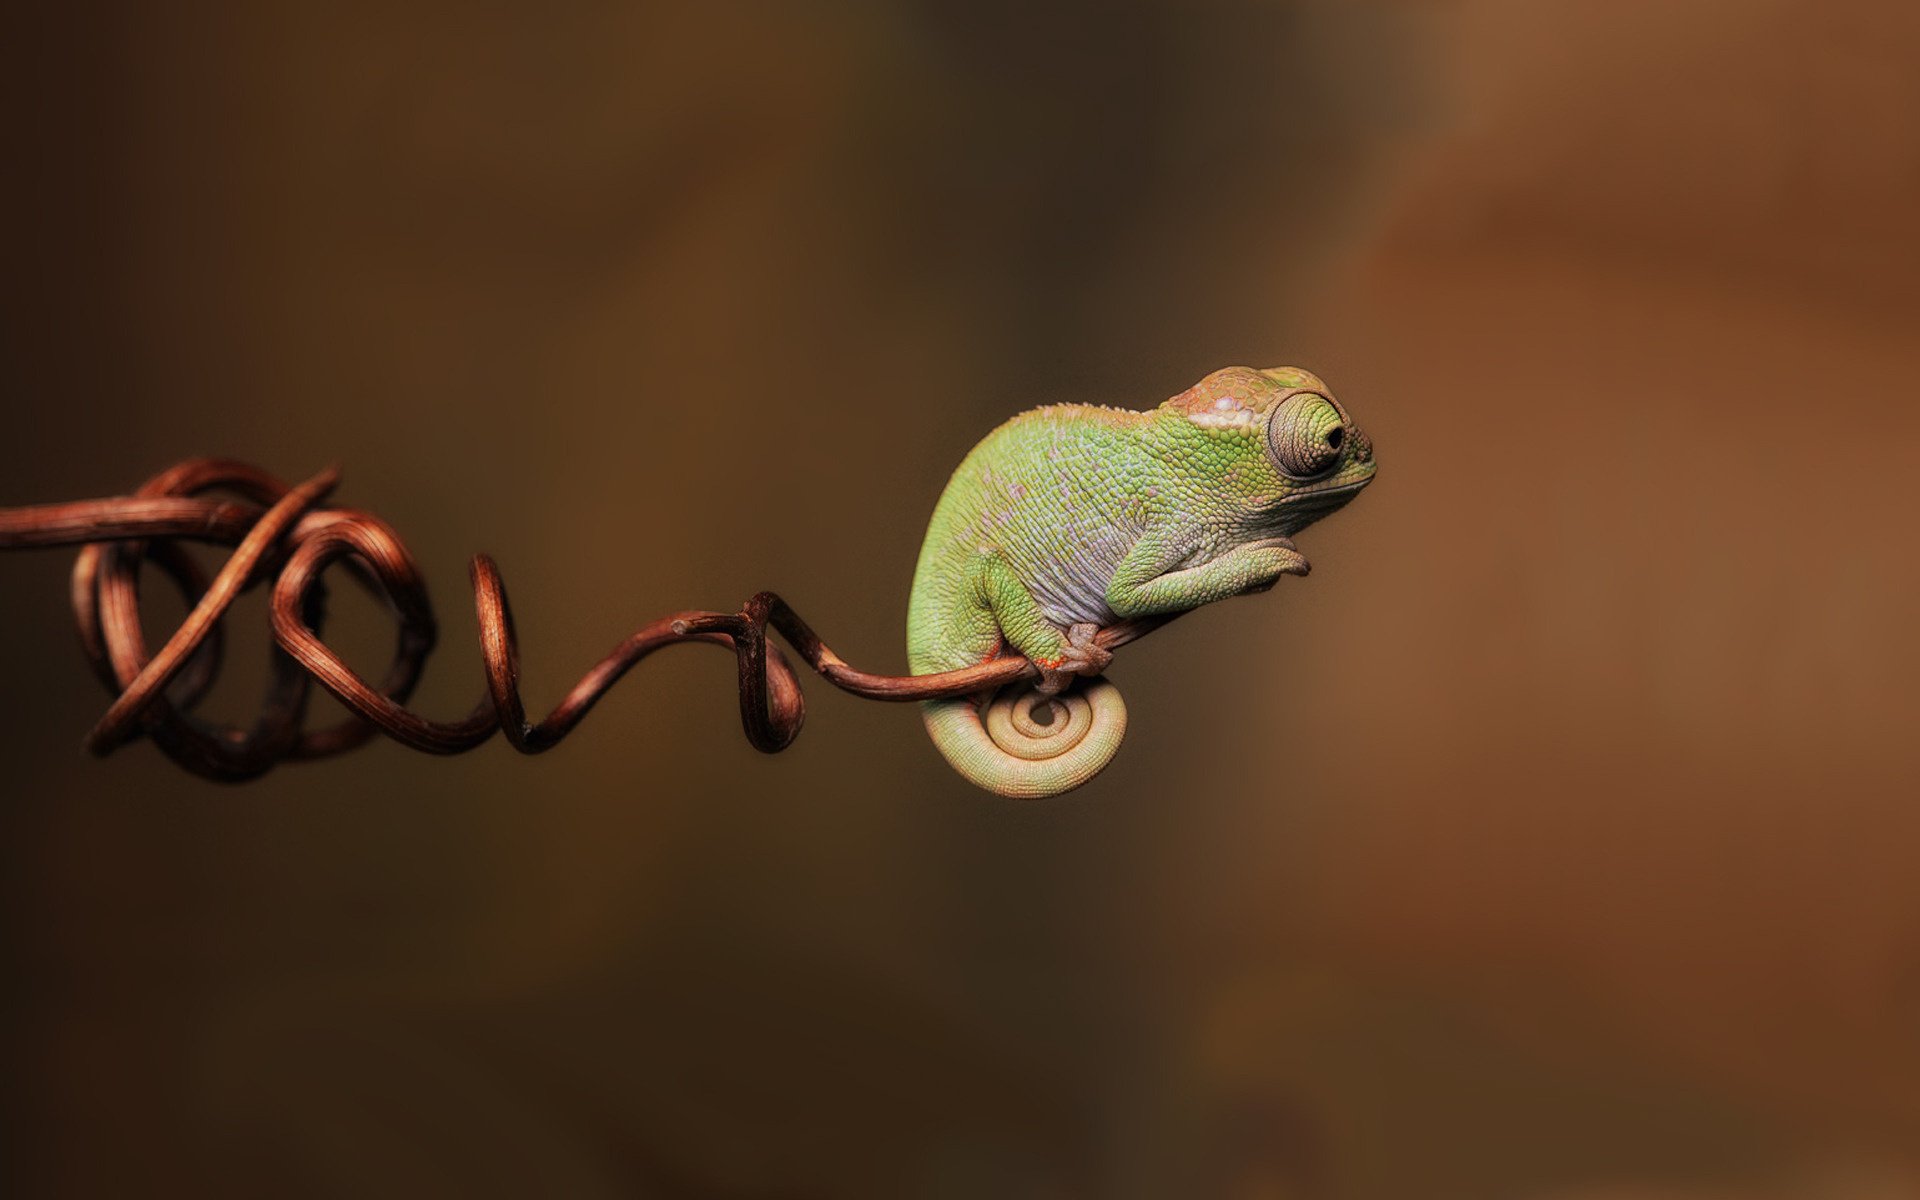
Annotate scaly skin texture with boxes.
[907,366,1375,798]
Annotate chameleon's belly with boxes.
[1005,531,1126,629]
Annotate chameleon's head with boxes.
[1162,366,1376,535]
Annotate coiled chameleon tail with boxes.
[920,678,1128,799]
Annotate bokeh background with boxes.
[5,1,1920,1196]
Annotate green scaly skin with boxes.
[907,366,1376,798]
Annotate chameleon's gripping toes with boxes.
[907,366,1374,797]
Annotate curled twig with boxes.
[0,459,1170,781]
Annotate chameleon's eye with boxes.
[1265,392,1346,479]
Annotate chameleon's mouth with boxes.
[1289,474,1372,504]
[1274,475,1371,531]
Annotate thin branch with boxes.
[0,459,1171,781]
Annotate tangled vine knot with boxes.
[0,459,1170,782]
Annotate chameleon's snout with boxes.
[1346,422,1374,467]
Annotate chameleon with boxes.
[906,366,1375,798]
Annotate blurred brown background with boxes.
[4,1,1919,1196]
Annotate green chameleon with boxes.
[906,366,1375,798]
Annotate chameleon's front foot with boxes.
[1238,536,1312,595]
[1034,622,1113,695]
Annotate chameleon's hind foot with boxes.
[1035,622,1114,695]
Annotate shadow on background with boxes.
[4,2,1918,1197]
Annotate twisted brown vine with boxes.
[0,459,1173,781]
